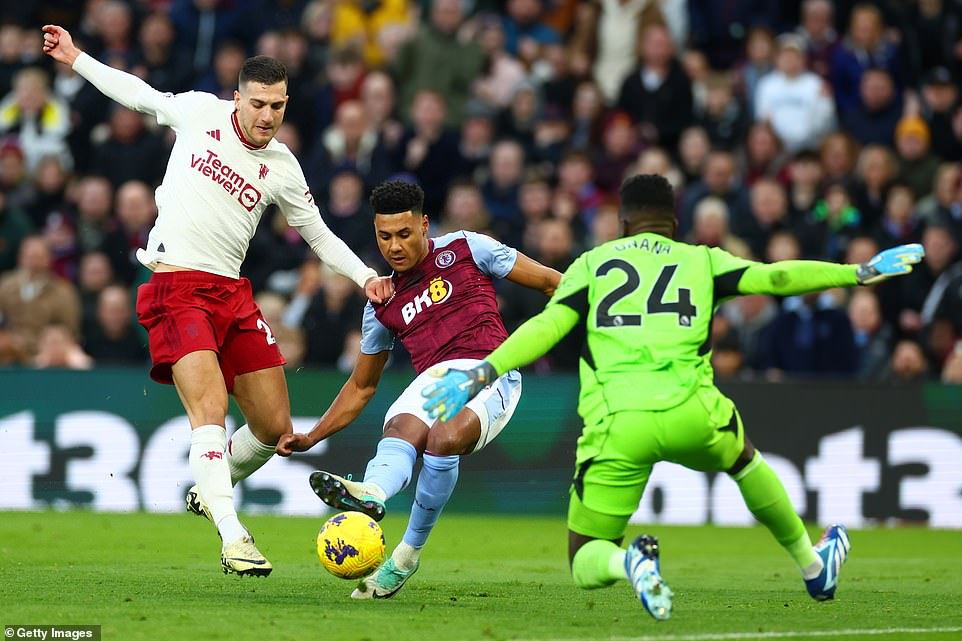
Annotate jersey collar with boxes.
[231,111,268,150]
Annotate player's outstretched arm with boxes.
[41,25,81,66]
[504,252,563,296]
[42,25,169,117]
[276,351,389,456]
[732,243,925,297]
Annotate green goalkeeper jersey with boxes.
[485,233,860,426]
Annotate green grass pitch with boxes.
[1,511,960,641]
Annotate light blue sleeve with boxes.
[454,231,518,279]
[359,302,394,354]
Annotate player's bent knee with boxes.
[426,425,475,456]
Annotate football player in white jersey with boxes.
[42,24,392,576]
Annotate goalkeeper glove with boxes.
[856,243,924,285]
[421,361,498,423]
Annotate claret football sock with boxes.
[732,451,820,574]
[363,437,418,501]
[189,424,246,546]
[572,539,625,589]
[401,453,459,551]
[227,424,275,485]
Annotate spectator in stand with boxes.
[170,0,258,78]
[456,104,495,181]
[894,116,940,200]
[884,338,932,381]
[676,125,711,184]
[556,150,603,228]
[786,149,824,219]
[797,180,861,260]
[847,287,894,381]
[531,103,570,170]
[830,3,901,115]
[720,293,779,371]
[77,250,114,336]
[876,224,959,339]
[853,144,897,230]
[917,67,960,162]
[765,229,803,263]
[26,155,69,229]
[687,196,753,258]
[471,14,526,114]
[73,175,113,255]
[329,0,414,68]
[0,190,31,273]
[305,99,390,202]
[590,0,667,104]
[840,68,902,147]
[254,290,305,369]
[688,0,778,70]
[568,80,605,153]
[635,145,683,191]
[360,70,405,160]
[739,178,791,258]
[33,323,92,370]
[89,105,169,188]
[901,0,962,84]
[679,149,750,238]
[396,90,462,217]
[83,283,148,365]
[697,71,748,151]
[437,179,492,236]
[101,180,155,285]
[131,12,195,94]
[758,291,857,378]
[917,163,959,228]
[616,22,693,151]
[739,120,790,187]
[393,0,484,127]
[320,169,377,265]
[754,33,835,154]
[0,24,28,98]
[517,172,552,249]
[797,0,839,80]
[0,137,31,211]
[495,81,539,157]
[194,39,246,99]
[297,266,366,367]
[592,111,638,198]
[0,67,72,171]
[873,182,924,249]
[481,138,526,246]
[733,26,774,117]
[819,130,859,183]
[242,207,312,295]
[0,235,80,358]
[92,0,136,69]
[502,0,561,65]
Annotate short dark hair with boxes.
[239,56,287,88]
[619,174,676,223]
[370,180,424,215]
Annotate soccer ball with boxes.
[316,511,386,579]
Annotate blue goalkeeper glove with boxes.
[421,361,498,423]
[856,243,925,285]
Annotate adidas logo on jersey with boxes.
[206,129,221,141]
[401,277,453,325]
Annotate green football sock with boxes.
[733,452,819,572]
[571,539,626,589]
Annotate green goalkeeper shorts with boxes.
[567,384,745,541]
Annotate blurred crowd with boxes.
[1,0,962,383]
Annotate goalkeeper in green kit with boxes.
[421,174,924,620]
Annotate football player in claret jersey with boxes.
[422,174,925,619]
[42,25,392,576]
[276,180,562,598]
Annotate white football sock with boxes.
[392,541,421,571]
[189,425,246,546]
[227,424,276,485]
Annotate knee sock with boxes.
[571,539,626,589]
[733,451,822,578]
[227,424,275,486]
[362,437,418,501]
[396,453,459,569]
[189,425,246,546]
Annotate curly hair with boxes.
[370,180,425,215]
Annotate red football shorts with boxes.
[136,271,285,392]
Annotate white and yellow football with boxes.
[316,511,386,579]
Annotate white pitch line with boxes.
[503,626,962,641]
